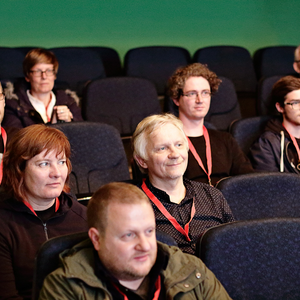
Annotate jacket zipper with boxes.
[43,223,49,240]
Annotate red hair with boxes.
[2,124,71,201]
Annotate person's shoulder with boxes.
[207,128,233,142]
[60,193,87,215]
[184,177,220,192]
[55,89,80,106]
[158,242,207,276]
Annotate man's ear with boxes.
[88,227,101,251]
[25,76,30,83]
[293,62,300,74]
[275,102,284,114]
[173,98,180,107]
[134,155,148,169]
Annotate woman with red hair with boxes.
[0,124,88,300]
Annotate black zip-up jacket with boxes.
[249,117,300,173]
[0,192,88,300]
[2,85,83,129]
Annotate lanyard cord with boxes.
[187,125,212,186]
[282,124,300,163]
[0,127,7,183]
[23,197,60,216]
[113,275,161,300]
[141,179,195,242]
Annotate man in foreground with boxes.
[39,182,232,299]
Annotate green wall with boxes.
[1,0,299,62]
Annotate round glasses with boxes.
[182,90,211,100]
[284,100,300,110]
[29,69,55,77]
[0,92,5,101]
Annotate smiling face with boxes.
[276,89,300,126]
[173,76,211,122]
[137,123,188,184]
[24,149,68,206]
[25,63,56,96]
[92,201,157,283]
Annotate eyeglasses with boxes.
[0,92,5,101]
[284,100,300,110]
[182,90,211,100]
[29,69,55,77]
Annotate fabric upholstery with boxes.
[197,218,300,300]
[124,46,190,95]
[193,46,257,93]
[49,47,106,96]
[50,122,130,195]
[230,115,272,155]
[0,47,25,81]
[216,172,300,220]
[253,46,297,79]
[82,77,161,136]
[256,75,282,115]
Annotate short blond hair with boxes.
[87,182,152,234]
[132,113,188,173]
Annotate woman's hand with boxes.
[53,105,73,123]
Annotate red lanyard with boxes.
[186,125,212,186]
[0,127,7,183]
[141,179,195,242]
[282,124,300,163]
[23,197,60,216]
[45,101,51,122]
[114,275,161,300]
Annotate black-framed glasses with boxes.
[284,100,300,110]
[0,92,5,101]
[182,90,211,100]
[29,69,55,77]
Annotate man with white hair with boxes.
[132,113,234,255]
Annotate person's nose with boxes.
[49,164,61,178]
[41,71,47,79]
[136,234,151,252]
[195,92,202,103]
[168,145,180,159]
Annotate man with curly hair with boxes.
[168,63,253,186]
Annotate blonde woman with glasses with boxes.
[3,48,82,128]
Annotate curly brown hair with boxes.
[168,63,221,100]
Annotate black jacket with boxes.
[3,85,83,128]
[249,117,300,173]
[0,192,88,300]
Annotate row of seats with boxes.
[32,216,300,300]
[0,45,297,98]
[53,120,300,213]
[74,76,275,133]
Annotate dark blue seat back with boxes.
[216,172,300,220]
[198,218,300,300]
